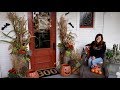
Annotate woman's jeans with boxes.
[88,56,103,68]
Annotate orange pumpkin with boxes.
[95,70,99,73]
[98,71,102,75]
[27,69,39,78]
[91,65,102,74]
[60,64,71,77]
[91,69,95,72]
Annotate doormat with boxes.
[37,67,59,78]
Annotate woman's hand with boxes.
[91,56,96,60]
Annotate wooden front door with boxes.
[28,12,56,70]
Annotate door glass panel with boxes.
[33,12,51,48]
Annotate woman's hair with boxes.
[95,33,103,43]
[94,34,104,48]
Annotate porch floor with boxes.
[42,74,80,78]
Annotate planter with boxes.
[106,63,120,78]
[8,68,20,78]
[64,56,71,64]
[60,64,71,77]
[14,60,29,77]
[110,59,120,64]
[59,50,66,64]
[63,50,71,64]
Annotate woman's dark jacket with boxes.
[90,41,106,59]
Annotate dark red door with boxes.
[28,12,56,70]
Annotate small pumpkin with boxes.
[98,71,102,75]
[27,69,39,78]
[60,64,71,77]
[91,68,95,72]
[91,66,102,74]
[95,70,99,73]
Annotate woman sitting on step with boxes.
[88,34,106,68]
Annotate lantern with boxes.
[60,64,71,77]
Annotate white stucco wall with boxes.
[103,12,120,49]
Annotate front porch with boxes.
[0,12,120,78]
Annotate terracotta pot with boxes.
[27,69,39,78]
[60,64,71,77]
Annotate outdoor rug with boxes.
[37,67,59,78]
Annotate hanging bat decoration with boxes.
[68,22,74,28]
[1,23,10,30]
[34,12,36,15]
[65,12,69,16]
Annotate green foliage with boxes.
[105,49,114,59]
[65,50,71,57]
[105,44,120,64]
[58,43,65,49]
[8,73,20,78]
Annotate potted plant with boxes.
[105,44,120,78]
[105,44,120,64]
[0,12,32,78]
[57,15,76,64]
[68,49,82,74]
